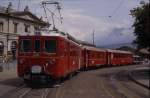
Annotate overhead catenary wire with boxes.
[17,0,21,11]
[56,3,63,24]
[109,0,124,18]
[45,6,63,22]
[92,29,95,45]
[41,1,63,30]
[42,3,49,22]
[96,0,124,26]
[46,7,56,29]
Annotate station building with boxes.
[0,3,49,60]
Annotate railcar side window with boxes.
[20,40,31,52]
[35,40,40,52]
[45,40,56,53]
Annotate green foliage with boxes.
[130,2,150,52]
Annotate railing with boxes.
[0,54,15,72]
[0,54,13,63]
[0,31,19,36]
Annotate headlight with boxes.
[31,65,42,73]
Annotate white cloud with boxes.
[53,8,135,46]
[0,0,137,46]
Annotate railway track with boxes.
[99,69,150,98]
[18,88,49,98]
[0,84,29,98]
[0,83,55,98]
[100,70,149,98]
[114,71,149,98]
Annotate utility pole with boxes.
[92,29,95,45]
[17,0,21,11]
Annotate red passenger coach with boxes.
[17,31,82,83]
[83,46,107,68]
[106,49,133,66]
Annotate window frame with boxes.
[44,39,57,54]
[24,24,30,33]
[13,22,18,33]
[0,22,3,32]
[19,39,32,53]
[34,40,41,52]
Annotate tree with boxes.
[130,2,150,53]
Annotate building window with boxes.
[34,26,39,32]
[0,22,3,32]
[13,22,18,33]
[0,41,4,56]
[24,24,30,33]
[11,41,17,59]
[34,26,40,35]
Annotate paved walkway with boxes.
[0,60,19,97]
[0,60,16,72]
[129,66,150,89]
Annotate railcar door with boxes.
[32,38,42,64]
[43,37,57,74]
[58,38,69,77]
[83,49,87,69]
[67,42,71,73]
[106,52,112,65]
[85,49,88,68]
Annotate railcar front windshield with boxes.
[35,40,40,52]
[20,40,32,52]
[45,40,56,53]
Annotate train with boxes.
[17,30,133,83]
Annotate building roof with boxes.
[0,5,15,13]
[11,11,41,21]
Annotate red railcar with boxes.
[17,31,134,84]
[17,32,82,82]
[83,46,107,68]
[106,49,133,66]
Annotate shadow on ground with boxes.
[131,69,150,80]
[0,77,23,87]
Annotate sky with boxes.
[0,0,149,46]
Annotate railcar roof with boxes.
[84,46,106,52]
[19,30,96,48]
[106,49,132,54]
[19,35,67,38]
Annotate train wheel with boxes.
[24,79,29,84]
[24,79,32,87]
[53,78,63,87]
[83,67,88,71]
[67,73,73,80]
[74,71,79,76]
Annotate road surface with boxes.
[0,63,149,98]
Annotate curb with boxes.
[128,71,150,89]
